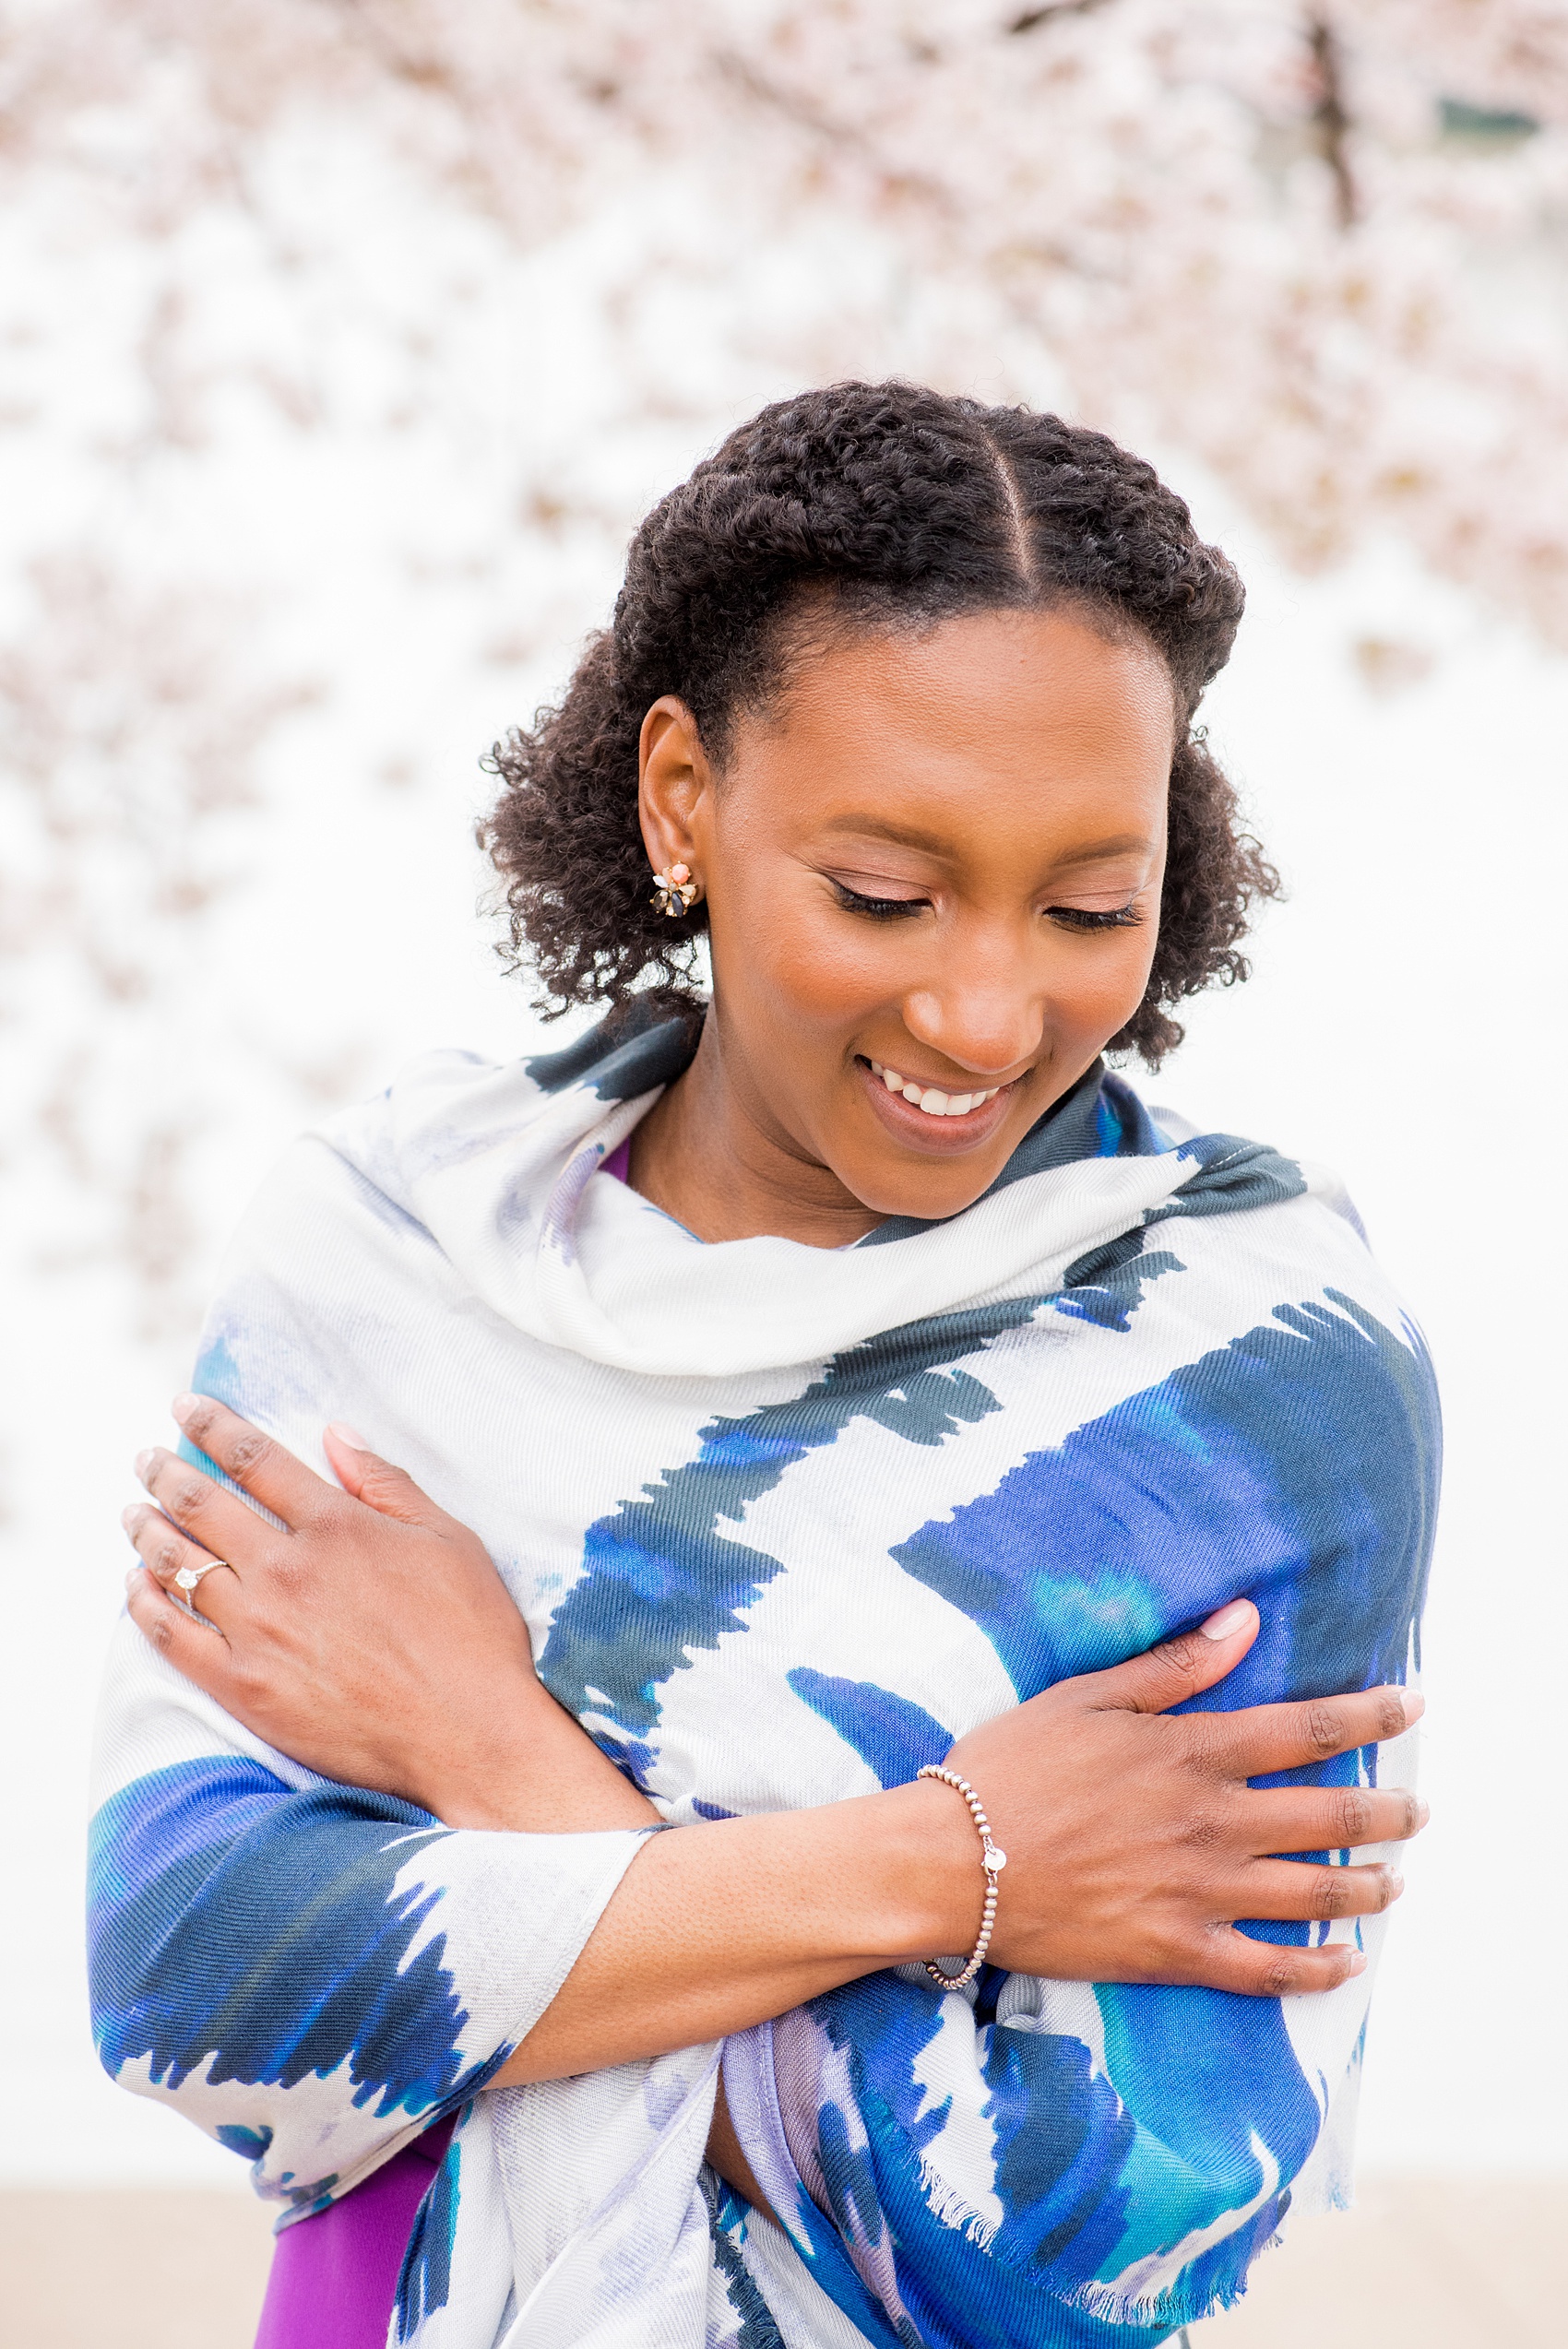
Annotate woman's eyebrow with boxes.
[1049,835,1159,867]
[818,817,1158,866]
[817,815,954,853]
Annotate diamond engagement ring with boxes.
[173,1560,229,1596]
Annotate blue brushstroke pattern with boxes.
[538,1302,1046,1785]
[540,1109,1305,1792]
[89,1757,508,2201]
[700,2169,789,2349]
[892,1292,1436,1709]
[122,1001,1423,2342]
[1051,1245,1186,1335]
[769,1290,1438,2337]
[791,1989,1182,2348]
[525,1006,696,1101]
[787,1669,952,1787]
[395,2130,464,2343]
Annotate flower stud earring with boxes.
[651,860,700,918]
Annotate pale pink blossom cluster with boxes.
[4,0,1567,1311]
[6,1,1568,629]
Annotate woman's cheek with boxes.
[1061,931,1158,1047]
[1090,948,1148,1035]
[743,908,890,1037]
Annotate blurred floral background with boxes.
[4,0,1565,2192]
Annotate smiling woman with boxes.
[92,383,1435,2349]
[624,612,1178,1240]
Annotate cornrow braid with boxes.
[480,380,1277,1063]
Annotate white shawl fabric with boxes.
[89,1014,1437,2346]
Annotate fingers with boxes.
[125,1565,240,1704]
[1214,1685,1424,1776]
[1243,1780,1428,1855]
[170,1394,332,1528]
[134,1445,278,1565]
[1238,1857,1404,1924]
[321,1424,451,1530]
[151,1394,450,1545]
[1196,1928,1369,2000]
[122,1501,239,1626]
[1088,1598,1260,1716]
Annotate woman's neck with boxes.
[625,1019,885,1249]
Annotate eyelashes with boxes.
[1046,904,1144,931]
[832,882,925,920]
[831,882,1143,931]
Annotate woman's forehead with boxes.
[725,609,1174,846]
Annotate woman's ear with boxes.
[637,695,711,878]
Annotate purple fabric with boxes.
[600,1135,632,1184]
[253,2116,456,2349]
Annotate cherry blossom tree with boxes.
[5,0,1567,1309]
[7,0,1567,623]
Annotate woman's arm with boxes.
[123,1394,1422,2090]
[86,1617,651,2217]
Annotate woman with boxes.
[93,384,1436,2349]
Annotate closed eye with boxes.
[832,881,928,920]
[1048,903,1143,931]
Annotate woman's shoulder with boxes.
[210,1012,687,1289]
[1060,1074,1428,1360]
[319,1010,695,1190]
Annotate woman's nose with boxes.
[901,986,1044,1079]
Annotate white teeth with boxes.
[867,1061,1002,1118]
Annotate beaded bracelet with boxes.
[915,1763,1008,1990]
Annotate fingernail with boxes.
[1402,1690,1426,1725]
[1415,1797,1431,1829]
[134,1449,157,1482]
[1386,1871,1405,1899]
[171,1392,200,1426]
[326,1421,370,1452]
[1200,1599,1253,1641]
[124,1567,140,1592]
[120,1505,139,1534]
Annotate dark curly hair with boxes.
[481,381,1277,1063]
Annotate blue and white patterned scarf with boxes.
[89,1014,1438,2347]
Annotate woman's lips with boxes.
[867,1058,1004,1118]
[857,1055,1019,1150]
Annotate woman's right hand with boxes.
[942,1596,1424,1996]
[512,1597,1421,2085]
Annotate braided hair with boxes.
[481,381,1277,1063]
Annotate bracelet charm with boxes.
[915,1762,1007,1991]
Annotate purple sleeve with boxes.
[254,2117,457,2349]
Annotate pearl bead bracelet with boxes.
[915,1763,1007,1991]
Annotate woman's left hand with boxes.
[122,1394,656,1833]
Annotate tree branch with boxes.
[1007,2,1116,33]
[1308,17,1357,230]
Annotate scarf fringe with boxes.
[914,2154,1000,2253]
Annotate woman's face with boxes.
[639,605,1175,1226]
